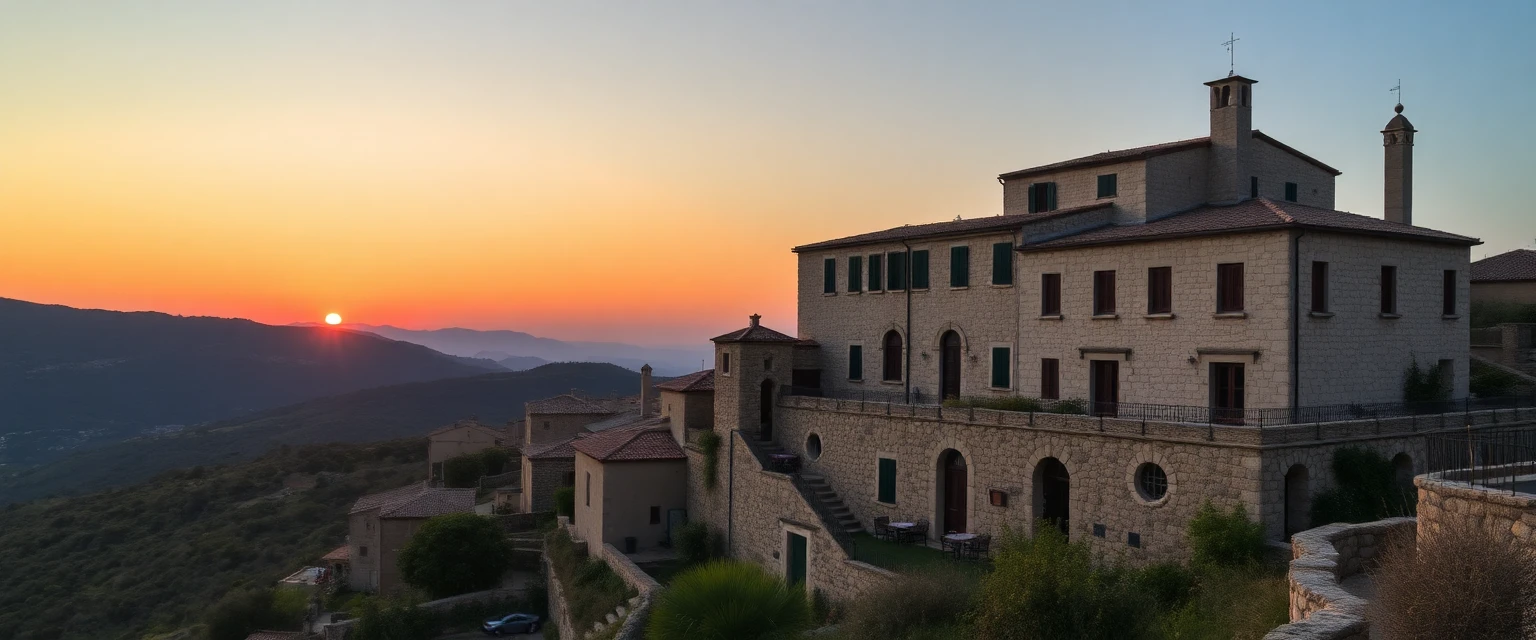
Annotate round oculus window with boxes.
[1136,463,1168,502]
[805,433,823,460]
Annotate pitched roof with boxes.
[570,424,685,462]
[1022,198,1479,251]
[525,437,577,460]
[584,411,657,433]
[713,318,799,343]
[349,483,475,519]
[321,545,350,562]
[1472,249,1536,282]
[791,203,1112,253]
[996,130,1340,182]
[656,369,715,392]
[525,394,617,415]
[427,420,505,439]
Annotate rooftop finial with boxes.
[1222,32,1240,77]
[1390,79,1402,108]
[749,314,761,327]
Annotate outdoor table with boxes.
[887,521,915,543]
[942,532,977,558]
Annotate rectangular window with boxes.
[868,254,883,292]
[1210,363,1245,425]
[585,472,591,506]
[1443,270,1457,315]
[1147,266,1172,314]
[911,250,930,289]
[950,246,970,287]
[1040,358,1060,400]
[887,251,908,291]
[1041,273,1061,316]
[1250,176,1259,198]
[1097,174,1118,198]
[1028,182,1058,213]
[992,242,1014,285]
[359,546,368,557]
[1381,265,1398,314]
[990,346,1011,389]
[650,506,661,525]
[848,345,863,381]
[722,352,730,375]
[848,256,862,293]
[822,258,836,294]
[1311,261,1329,313]
[1217,263,1245,313]
[1093,270,1117,315]
[877,458,897,504]
[1284,182,1298,202]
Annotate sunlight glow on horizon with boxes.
[325,313,342,326]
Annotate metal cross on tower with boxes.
[1390,80,1402,105]
[1222,32,1240,77]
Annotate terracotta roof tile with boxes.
[996,130,1340,182]
[656,369,714,392]
[321,545,350,562]
[1022,199,1478,251]
[570,424,685,462]
[1472,249,1536,282]
[525,437,577,460]
[525,394,618,415]
[584,412,656,433]
[791,203,1111,252]
[349,483,475,518]
[712,320,799,343]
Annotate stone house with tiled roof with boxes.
[426,419,510,484]
[346,483,474,593]
[571,422,687,553]
[519,436,577,514]
[1471,248,1536,305]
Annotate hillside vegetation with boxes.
[0,362,645,504]
[0,297,489,467]
[0,439,428,640]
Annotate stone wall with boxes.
[1001,158,1148,221]
[1416,471,1536,547]
[520,457,573,513]
[1264,517,1415,640]
[1249,138,1338,210]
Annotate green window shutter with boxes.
[868,254,883,291]
[877,458,897,504]
[1098,174,1117,198]
[849,345,863,380]
[991,347,1011,388]
[1046,182,1058,211]
[823,258,836,294]
[950,246,969,287]
[911,250,930,289]
[1026,184,1037,213]
[888,252,907,290]
[1285,182,1298,202]
[848,256,862,292]
[992,242,1014,285]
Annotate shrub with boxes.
[553,486,575,520]
[442,454,486,488]
[674,521,712,566]
[352,596,438,640]
[697,431,722,490]
[1155,566,1288,640]
[1310,447,1414,526]
[1368,519,1536,640]
[1470,359,1526,398]
[397,512,513,598]
[971,526,1154,640]
[1186,501,1266,569]
[545,528,634,632]
[204,587,305,640]
[647,560,811,640]
[479,448,512,475]
[1131,563,1195,611]
[1403,357,1451,404]
[1470,300,1536,328]
[838,567,974,640]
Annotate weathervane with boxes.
[1222,32,1240,76]
[1390,79,1402,105]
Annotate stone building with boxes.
[346,483,474,593]
[1471,248,1536,305]
[571,422,688,553]
[519,437,576,513]
[426,420,509,484]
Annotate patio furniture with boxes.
[887,520,915,543]
[963,534,992,561]
[873,516,892,541]
[768,453,801,473]
[903,519,930,544]
[942,532,977,558]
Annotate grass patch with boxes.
[850,534,985,579]
[544,528,635,633]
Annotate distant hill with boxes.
[0,298,491,467]
[474,350,551,371]
[0,438,428,640]
[317,322,712,376]
[0,362,646,504]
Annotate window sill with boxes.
[868,290,885,295]
[880,380,903,386]
[912,287,929,293]
[1038,314,1064,321]
[846,291,861,295]
[1442,314,1461,320]
[848,379,863,384]
[1091,313,1120,320]
[988,386,1012,392]
[1213,312,1248,319]
[1308,311,1334,318]
[990,283,1014,289]
[949,286,969,291]
[1143,313,1176,320]
[1097,195,1117,200]
[875,500,897,508]
[1379,313,1401,320]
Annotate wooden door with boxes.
[940,331,962,400]
[1090,360,1119,416]
[786,532,807,586]
[1210,363,1245,424]
[942,450,968,533]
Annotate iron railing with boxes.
[1427,428,1536,495]
[782,386,1536,429]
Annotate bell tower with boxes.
[710,314,797,442]
[1204,74,1257,204]
[1382,103,1416,225]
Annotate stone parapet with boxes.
[1416,472,1536,547]
[1264,517,1415,640]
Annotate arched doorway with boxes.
[759,379,775,441]
[1284,464,1310,538]
[937,449,968,534]
[939,331,962,400]
[1032,457,1070,535]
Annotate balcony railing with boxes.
[1427,428,1536,495]
[781,386,1536,429]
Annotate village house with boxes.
[346,483,474,594]
[426,419,510,484]
[1471,248,1536,305]
[571,421,688,553]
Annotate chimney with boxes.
[1204,75,1257,204]
[1382,103,1416,225]
[749,313,761,328]
[640,364,654,417]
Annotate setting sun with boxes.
[324,313,342,325]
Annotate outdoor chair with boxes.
[964,534,992,561]
[904,519,929,544]
[872,516,892,541]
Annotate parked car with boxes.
[482,613,541,635]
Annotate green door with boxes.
[786,532,807,586]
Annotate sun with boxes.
[324,313,342,325]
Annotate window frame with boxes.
[949,245,970,288]
[1250,176,1259,199]
[1093,270,1117,316]
[1097,173,1118,199]
[1311,261,1329,313]
[1380,265,1398,315]
[989,345,1012,390]
[1027,182,1058,213]
[847,255,863,293]
[1284,182,1298,202]
[868,253,884,292]
[1041,273,1062,316]
[822,257,837,294]
[721,352,731,376]
[911,249,930,290]
[887,251,908,291]
[1146,266,1172,315]
[881,331,903,383]
[1443,270,1457,316]
[1216,263,1245,313]
[876,457,897,505]
[992,242,1014,286]
[847,344,864,382]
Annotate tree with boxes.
[397,513,513,598]
[647,561,811,640]
[479,448,512,475]
[442,454,486,488]
[205,587,305,640]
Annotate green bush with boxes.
[554,486,575,520]
[1310,447,1414,526]
[545,528,634,632]
[1131,563,1195,611]
[442,454,487,488]
[838,567,974,640]
[1186,501,1267,569]
[479,448,513,475]
[1470,360,1526,398]
[940,396,1086,415]
[971,526,1154,640]
[397,513,514,598]
[1155,566,1288,640]
[352,596,438,640]
[674,521,712,566]
[697,431,722,490]
[647,560,811,640]
[204,587,305,640]
[1470,300,1536,328]
[1403,357,1451,404]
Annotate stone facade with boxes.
[1416,471,1536,547]
[574,454,688,552]
[526,412,611,448]
[1265,517,1416,640]
[519,456,574,513]
[426,422,507,482]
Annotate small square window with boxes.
[1097,174,1117,198]
[650,506,661,525]
[1284,182,1298,202]
[359,546,368,557]
[1127,532,1141,548]
[1092,524,1106,538]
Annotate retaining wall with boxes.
[1264,517,1415,640]
[1416,472,1536,547]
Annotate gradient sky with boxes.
[2,1,1531,346]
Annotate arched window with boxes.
[1220,85,1231,107]
[882,330,903,382]
[1241,84,1250,106]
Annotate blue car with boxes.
[482,613,541,636]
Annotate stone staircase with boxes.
[800,474,864,536]
[742,436,860,552]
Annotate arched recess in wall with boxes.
[936,449,969,534]
[1392,453,1414,494]
[938,331,963,400]
[883,330,904,382]
[1285,464,1310,538]
[1033,457,1070,535]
